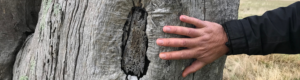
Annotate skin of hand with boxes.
[156,15,229,77]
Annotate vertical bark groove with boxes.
[73,0,89,80]
[203,0,206,20]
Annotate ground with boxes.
[223,0,300,80]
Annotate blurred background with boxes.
[223,0,300,80]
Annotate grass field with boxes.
[238,0,299,19]
[223,0,300,80]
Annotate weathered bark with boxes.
[0,0,41,80]
[12,0,239,80]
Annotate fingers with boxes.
[182,60,206,77]
[159,48,199,60]
[180,15,206,28]
[163,26,202,37]
[156,38,197,47]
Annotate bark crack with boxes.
[73,0,88,79]
[203,0,206,20]
[121,2,150,79]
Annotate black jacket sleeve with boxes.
[222,1,300,55]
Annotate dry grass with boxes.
[223,54,300,80]
[223,0,300,80]
[238,0,299,19]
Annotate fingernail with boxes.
[157,39,164,45]
[163,26,171,32]
[160,54,166,59]
[180,15,187,20]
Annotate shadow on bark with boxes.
[0,0,41,80]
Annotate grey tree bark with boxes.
[10,0,239,80]
[0,0,41,80]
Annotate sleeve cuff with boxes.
[222,20,249,55]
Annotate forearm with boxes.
[223,1,300,55]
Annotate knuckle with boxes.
[201,35,211,41]
[169,27,177,33]
[196,20,204,26]
[202,21,209,26]
[166,53,172,59]
[172,27,178,33]
[204,28,213,33]
[190,52,197,58]
[181,40,187,46]
[194,52,201,57]
[204,21,210,24]
[197,31,204,37]
[179,28,187,35]
[197,42,203,46]
[165,39,171,45]
[196,47,206,52]
[186,28,193,36]
[197,48,208,57]
[180,51,185,59]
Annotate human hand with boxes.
[156,15,229,77]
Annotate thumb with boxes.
[179,15,206,28]
[182,60,206,77]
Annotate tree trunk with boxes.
[11,0,239,80]
[0,0,41,80]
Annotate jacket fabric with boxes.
[222,1,300,55]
